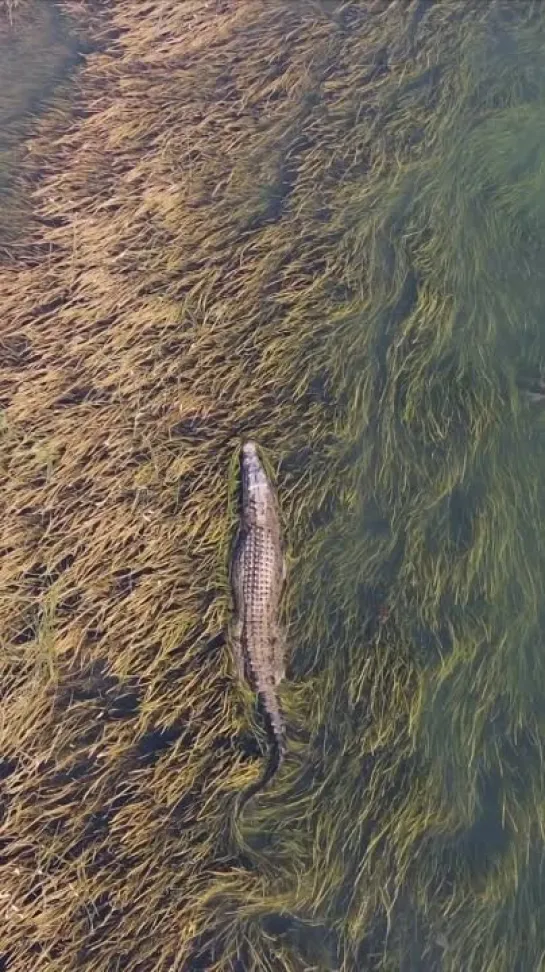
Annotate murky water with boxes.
[4,2,545,971]
[253,4,545,969]
[0,1,87,250]
[310,7,545,969]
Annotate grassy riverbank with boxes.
[2,1,545,970]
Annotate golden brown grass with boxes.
[3,1,545,970]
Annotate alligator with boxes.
[229,440,287,818]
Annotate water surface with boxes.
[3,3,545,972]
[0,1,86,252]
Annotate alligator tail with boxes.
[233,688,285,823]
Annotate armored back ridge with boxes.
[230,441,287,817]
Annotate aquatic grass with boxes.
[3,1,545,970]
[0,0,88,258]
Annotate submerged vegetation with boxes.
[0,0,90,253]
[3,0,545,969]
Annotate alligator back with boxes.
[230,441,287,815]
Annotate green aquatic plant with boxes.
[3,1,545,970]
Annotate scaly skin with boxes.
[230,441,287,811]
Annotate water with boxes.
[0,1,88,251]
[253,4,545,969]
[3,2,545,971]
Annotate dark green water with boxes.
[5,2,545,971]
[259,4,545,970]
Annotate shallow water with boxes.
[261,3,545,968]
[0,1,86,250]
[4,1,545,971]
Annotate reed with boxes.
[2,1,545,970]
